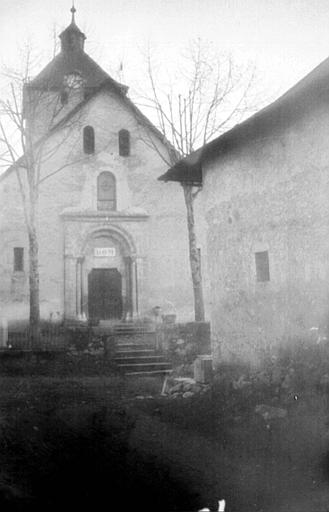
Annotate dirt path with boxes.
[125,390,329,511]
[0,375,328,511]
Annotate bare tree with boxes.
[0,49,85,345]
[137,39,261,321]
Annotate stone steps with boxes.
[115,348,155,356]
[94,320,172,376]
[117,361,172,374]
[111,323,171,376]
[94,322,157,350]
[124,369,173,377]
[114,355,166,365]
[115,348,172,375]
[114,324,155,334]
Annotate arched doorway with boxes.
[80,228,136,322]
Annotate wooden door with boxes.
[88,269,122,320]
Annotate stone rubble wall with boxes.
[155,321,211,366]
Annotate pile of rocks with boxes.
[162,377,211,399]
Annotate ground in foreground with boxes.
[0,358,328,511]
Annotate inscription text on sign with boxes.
[94,248,116,257]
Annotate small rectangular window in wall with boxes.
[14,247,24,272]
[255,251,270,282]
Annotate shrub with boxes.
[67,328,91,352]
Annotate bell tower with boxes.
[59,5,86,53]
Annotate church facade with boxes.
[0,11,193,324]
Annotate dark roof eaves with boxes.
[160,55,329,183]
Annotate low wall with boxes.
[156,321,211,365]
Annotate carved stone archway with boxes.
[64,224,140,322]
[77,226,138,321]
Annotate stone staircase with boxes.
[112,322,172,376]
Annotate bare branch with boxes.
[192,186,202,199]
[0,121,17,164]
[139,39,260,158]
[137,124,173,167]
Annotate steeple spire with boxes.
[59,2,86,52]
[71,2,76,24]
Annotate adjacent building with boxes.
[161,55,329,363]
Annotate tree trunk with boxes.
[28,226,40,347]
[182,183,205,322]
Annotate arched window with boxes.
[83,126,95,154]
[118,129,130,156]
[97,172,116,211]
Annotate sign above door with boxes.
[94,247,116,257]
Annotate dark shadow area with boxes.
[321,449,329,482]
[1,351,329,512]
[0,409,201,512]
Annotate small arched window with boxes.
[83,126,95,154]
[118,129,130,157]
[97,172,116,211]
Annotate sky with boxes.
[1,0,329,126]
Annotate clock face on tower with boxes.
[63,72,84,89]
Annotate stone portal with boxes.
[64,227,138,322]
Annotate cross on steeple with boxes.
[71,2,76,23]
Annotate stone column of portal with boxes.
[135,256,147,317]
[64,255,77,321]
[131,256,139,319]
[80,258,88,320]
[123,256,133,321]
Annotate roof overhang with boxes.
[158,148,203,185]
[159,53,329,185]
